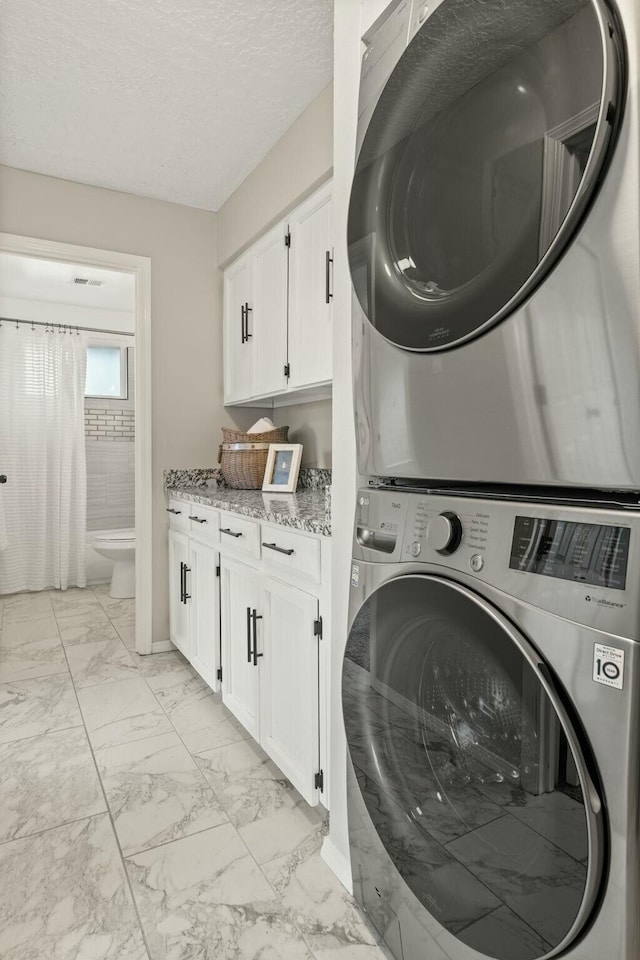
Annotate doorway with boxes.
[0,233,151,655]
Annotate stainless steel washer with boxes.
[349,0,640,491]
[343,486,640,959]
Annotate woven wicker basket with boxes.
[218,426,289,489]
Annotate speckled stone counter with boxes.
[166,483,332,537]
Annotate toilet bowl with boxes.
[90,528,136,599]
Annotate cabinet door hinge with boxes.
[284,362,291,379]
[216,565,221,577]
[216,667,222,681]
[313,616,323,639]
[314,769,324,792]
[284,230,291,247]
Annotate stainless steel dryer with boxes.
[343,486,640,960]
[349,0,640,491]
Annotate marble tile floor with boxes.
[0,587,389,960]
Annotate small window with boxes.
[85,344,128,399]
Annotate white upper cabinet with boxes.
[251,222,288,399]
[223,251,254,404]
[222,181,333,405]
[288,181,333,390]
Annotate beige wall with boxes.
[0,164,262,644]
[273,399,332,468]
[217,83,333,267]
[217,84,334,467]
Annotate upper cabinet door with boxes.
[288,181,333,390]
[251,221,288,399]
[223,251,254,404]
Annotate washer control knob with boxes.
[470,554,484,573]
[427,512,463,554]
[409,540,422,558]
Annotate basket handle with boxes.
[217,444,222,464]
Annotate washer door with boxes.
[347,0,624,351]
[342,575,605,960]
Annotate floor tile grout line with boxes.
[122,816,234,862]
[54,598,153,960]
[0,721,84,749]
[0,810,107,850]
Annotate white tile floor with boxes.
[0,586,388,960]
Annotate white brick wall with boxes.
[85,407,135,441]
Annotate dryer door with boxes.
[342,575,605,960]
[347,0,624,351]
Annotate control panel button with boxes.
[427,512,463,555]
[470,554,484,572]
[409,541,422,558]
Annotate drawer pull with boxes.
[189,516,207,524]
[166,508,182,515]
[221,527,243,538]
[262,541,294,556]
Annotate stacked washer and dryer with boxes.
[342,2,640,959]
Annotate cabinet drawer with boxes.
[259,526,321,583]
[218,512,260,559]
[186,503,220,542]
[166,498,190,533]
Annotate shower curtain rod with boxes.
[0,316,135,337]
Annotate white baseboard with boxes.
[149,639,174,654]
[321,836,352,894]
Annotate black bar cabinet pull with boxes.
[179,561,185,603]
[244,303,253,339]
[251,610,263,666]
[246,607,253,663]
[325,250,333,304]
[166,508,181,515]
[189,516,207,524]
[221,527,242,538]
[261,541,294,556]
[183,565,191,602]
[241,303,246,344]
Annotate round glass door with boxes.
[347,0,624,351]
[342,576,604,960]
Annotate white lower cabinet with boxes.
[260,578,320,806]
[188,538,221,691]
[169,501,329,808]
[220,557,261,740]
[168,530,190,659]
[168,529,221,691]
[221,557,323,805]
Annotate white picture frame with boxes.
[262,443,303,493]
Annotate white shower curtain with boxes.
[0,326,88,594]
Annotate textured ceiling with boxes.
[0,254,135,312]
[0,0,334,211]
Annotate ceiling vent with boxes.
[72,276,103,286]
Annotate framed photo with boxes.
[262,444,303,493]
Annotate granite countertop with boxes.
[167,483,331,537]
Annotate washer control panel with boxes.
[353,487,640,636]
[401,495,492,569]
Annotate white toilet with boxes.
[90,528,136,598]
